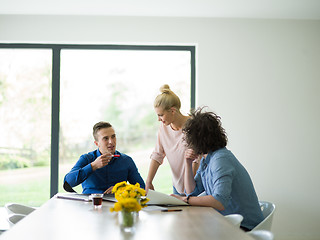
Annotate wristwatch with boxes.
[186,195,191,204]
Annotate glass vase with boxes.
[119,210,137,233]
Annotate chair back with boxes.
[5,203,35,215]
[63,181,77,193]
[252,201,276,231]
[224,214,243,228]
[247,230,274,240]
[7,214,25,226]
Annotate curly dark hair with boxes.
[183,107,228,155]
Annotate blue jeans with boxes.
[173,186,186,196]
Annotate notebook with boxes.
[56,193,116,202]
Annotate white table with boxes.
[0,194,254,240]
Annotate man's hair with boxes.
[93,121,112,141]
[183,107,228,155]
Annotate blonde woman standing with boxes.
[146,84,199,195]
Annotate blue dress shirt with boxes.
[64,149,145,194]
[189,147,264,230]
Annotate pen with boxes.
[56,195,90,202]
[112,155,120,157]
[161,209,182,212]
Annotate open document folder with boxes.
[146,190,189,206]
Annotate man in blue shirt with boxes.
[172,108,263,231]
[64,121,145,194]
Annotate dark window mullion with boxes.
[50,47,61,198]
[190,47,196,109]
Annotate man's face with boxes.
[94,127,116,154]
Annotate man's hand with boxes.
[104,186,114,194]
[91,153,113,171]
[185,149,198,163]
[171,194,188,203]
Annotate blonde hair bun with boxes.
[160,84,171,94]
[154,84,181,111]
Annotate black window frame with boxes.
[0,43,196,198]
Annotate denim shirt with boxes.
[64,149,145,194]
[189,147,263,230]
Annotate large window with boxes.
[0,49,52,206]
[0,44,195,207]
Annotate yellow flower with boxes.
[129,191,137,198]
[112,181,128,193]
[140,197,149,207]
[110,181,149,213]
[122,198,141,212]
[135,187,146,196]
[110,202,122,212]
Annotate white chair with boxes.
[224,214,243,228]
[7,214,25,227]
[247,230,274,240]
[252,201,276,231]
[5,203,36,216]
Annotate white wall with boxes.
[1,15,320,240]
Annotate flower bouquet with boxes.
[110,181,149,232]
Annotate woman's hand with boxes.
[145,181,155,193]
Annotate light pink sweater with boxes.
[150,122,199,194]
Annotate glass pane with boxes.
[59,49,191,194]
[0,49,52,207]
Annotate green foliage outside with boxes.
[0,156,31,169]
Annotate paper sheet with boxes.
[146,190,188,206]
